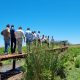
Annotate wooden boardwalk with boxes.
[0,53,27,61]
[0,46,68,61]
[0,47,68,79]
[46,46,68,52]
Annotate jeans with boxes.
[11,38,16,53]
[26,39,31,52]
[16,38,23,53]
[4,39,10,54]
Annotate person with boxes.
[47,36,50,47]
[37,31,41,43]
[33,31,37,46]
[10,25,16,53]
[41,35,45,46]
[51,36,54,43]
[33,31,37,40]
[41,35,45,42]
[25,28,33,52]
[51,36,54,48]
[1,24,10,54]
[15,27,25,54]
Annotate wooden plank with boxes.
[46,46,68,51]
[0,54,27,61]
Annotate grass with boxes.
[1,44,80,80]
[22,45,80,80]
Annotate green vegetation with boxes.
[1,44,80,80]
[21,46,80,80]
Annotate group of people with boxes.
[1,24,54,54]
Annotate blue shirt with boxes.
[25,30,33,42]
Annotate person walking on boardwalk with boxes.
[15,27,25,54]
[51,36,54,48]
[25,28,33,52]
[1,24,10,54]
[47,36,50,48]
[37,31,41,46]
[33,31,37,46]
[10,25,16,53]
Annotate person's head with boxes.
[27,28,30,30]
[18,27,22,30]
[11,25,14,29]
[34,31,36,33]
[42,35,44,37]
[6,24,10,28]
[32,31,34,34]
[38,31,40,33]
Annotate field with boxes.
[0,44,80,80]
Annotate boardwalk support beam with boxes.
[13,59,16,70]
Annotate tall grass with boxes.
[22,43,66,80]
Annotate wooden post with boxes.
[13,59,16,70]
[0,74,1,80]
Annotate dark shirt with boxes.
[10,29,15,39]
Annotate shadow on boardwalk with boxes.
[0,67,23,80]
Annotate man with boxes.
[47,36,50,48]
[37,31,41,42]
[15,27,25,54]
[37,31,41,46]
[41,35,45,46]
[33,31,37,46]
[25,28,33,52]
[10,25,16,53]
[41,35,45,42]
[51,36,54,48]
[1,24,10,54]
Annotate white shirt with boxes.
[15,29,24,39]
[26,30,31,34]
[33,33,37,40]
[37,33,40,39]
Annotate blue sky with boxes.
[0,0,80,47]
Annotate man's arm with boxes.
[22,31,25,42]
[1,31,3,35]
[1,30,4,35]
